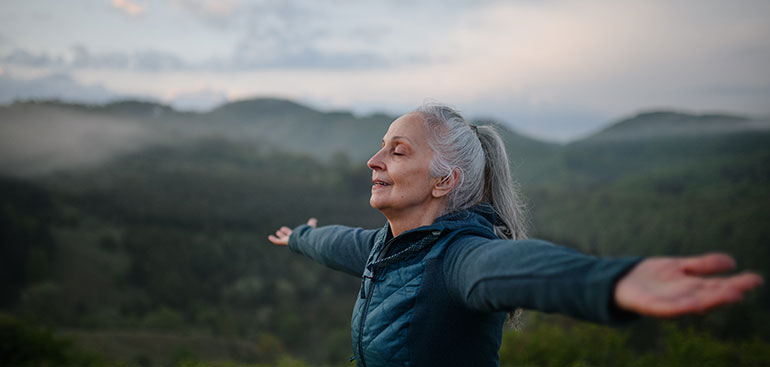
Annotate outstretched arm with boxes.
[268,218,380,277]
[446,238,763,324]
[446,238,643,324]
[614,253,763,317]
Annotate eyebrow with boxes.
[382,136,413,144]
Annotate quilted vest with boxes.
[350,208,507,367]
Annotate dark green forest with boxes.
[1,99,769,366]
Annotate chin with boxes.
[369,196,389,212]
[369,198,382,210]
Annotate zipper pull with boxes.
[360,271,376,299]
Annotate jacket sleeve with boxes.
[288,224,379,277]
[444,237,643,324]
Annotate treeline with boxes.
[1,118,770,365]
[2,139,381,365]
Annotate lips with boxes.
[372,178,392,187]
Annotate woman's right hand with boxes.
[268,218,318,246]
[614,253,763,317]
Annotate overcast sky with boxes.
[1,0,768,141]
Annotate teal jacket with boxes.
[289,206,641,366]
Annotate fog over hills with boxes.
[0,102,168,176]
[1,98,768,178]
[0,98,542,176]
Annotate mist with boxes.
[0,104,166,176]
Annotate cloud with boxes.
[112,0,146,17]
[71,45,130,69]
[215,1,409,70]
[228,38,388,70]
[1,40,389,72]
[0,72,118,105]
[133,50,186,71]
[1,46,187,72]
[0,33,10,48]
[173,0,242,24]
[1,48,64,68]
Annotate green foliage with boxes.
[170,346,200,367]
[18,282,64,326]
[500,316,770,367]
[500,316,633,367]
[0,313,102,367]
[0,177,56,307]
[142,307,186,331]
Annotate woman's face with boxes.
[367,113,440,218]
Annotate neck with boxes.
[384,202,445,238]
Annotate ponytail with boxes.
[475,125,527,240]
[414,103,527,240]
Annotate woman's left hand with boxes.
[268,218,318,246]
[614,253,763,317]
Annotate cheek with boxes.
[401,170,434,196]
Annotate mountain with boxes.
[582,111,770,142]
[209,98,317,121]
[0,98,552,176]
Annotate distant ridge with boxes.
[103,100,175,117]
[582,110,770,142]
[210,98,317,121]
[4,98,769,178]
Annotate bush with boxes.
[499,316,770,367]
[0,313,102,367]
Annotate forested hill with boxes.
[1,99,769,366]
[582,110,770,142]
[0,99,552,176]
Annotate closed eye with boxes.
[392,147,409,156]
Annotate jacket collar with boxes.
[369,205,498,270]
[382,204,499,242]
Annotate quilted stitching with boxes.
[354,232,438,366]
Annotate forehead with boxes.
[384,113,429,142]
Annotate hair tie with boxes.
[469,124,478,135]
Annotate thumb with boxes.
[307,218,318,228]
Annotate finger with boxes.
[279,226,292,236]
[275,229,288,238]
[308,218,318,228]
[268,234,287,245]
[657,274,762,316]
[680,253,735,276]
[724,272,764,292]
[647,284,740,317]
[686,280,746,314]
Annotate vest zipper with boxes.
[357,267,376,367]
[356,229,439,366]
[357,235,399,367]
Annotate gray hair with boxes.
[414,103,527,240]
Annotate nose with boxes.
[367,148,385,171]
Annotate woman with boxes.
[269,103,762,366]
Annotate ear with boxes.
[432,169,459,198]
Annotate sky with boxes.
[0,0,768,141]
